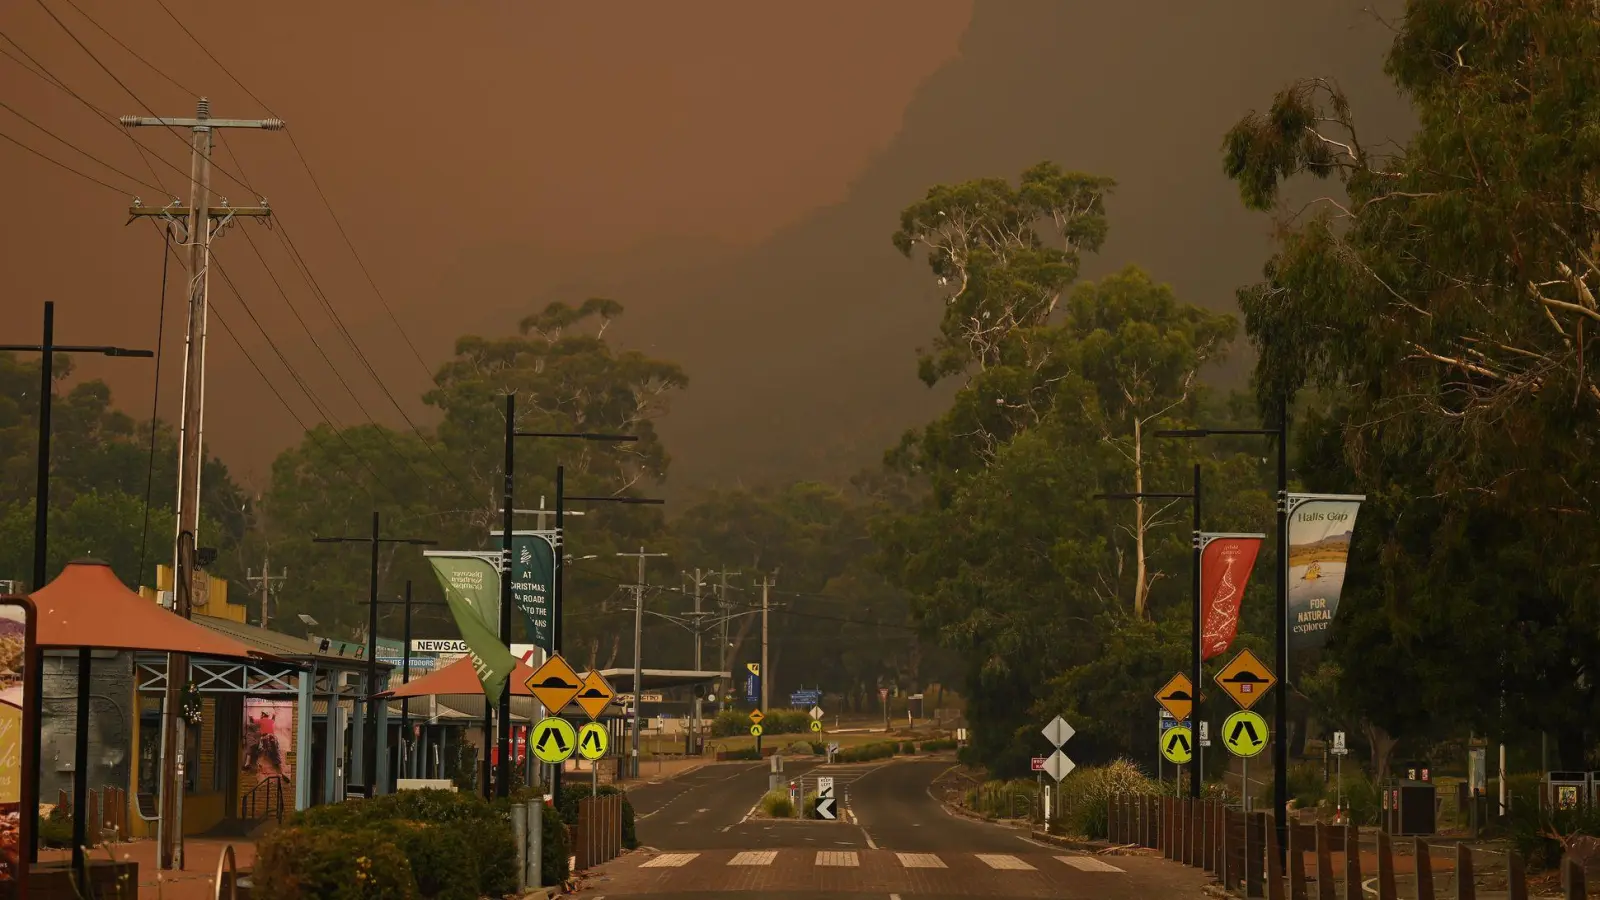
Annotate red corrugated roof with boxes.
[384,654,542,698]
[32,560,264,658]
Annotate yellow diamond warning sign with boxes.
[749,708,764,724]
[525,653,582,715]
[1214,648,1276,711]
[1154,672,1194,722]
[574,670,616,720]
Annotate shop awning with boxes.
[32,560,266,659]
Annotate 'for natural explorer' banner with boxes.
[425,553,517,705]
[1199,534,1264,661]
[1286,494,1366,652]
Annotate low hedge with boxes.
[711,707,810,736]
[919,738,957,752]
[261,789,543,896]
[835,741,898,763]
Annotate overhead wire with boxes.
[56,0,197,96]
[214,132,483,506]
[0,97,164,193]
[30,0,255,196]
[0,128,125,193]
[135,227,171,584]
[149,0,436,378]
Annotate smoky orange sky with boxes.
[1,1,1408,492]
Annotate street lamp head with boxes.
[1155,429,1211,438]
[102,347,155,358]
[298,613,318,627]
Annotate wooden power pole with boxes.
[122,98,283,871]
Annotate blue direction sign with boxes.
[790,689,823,706]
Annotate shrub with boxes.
[835,741,898,763]
[368,821,478,900]
[760,789,794,817]
[919,738,957,752]
[254,825,418,900]
[450,740,478,794]
[1054,759,1158,839]
[901,741,918,755]
[37,807,72,849]
[966,780,1036,819]
[718,746,762,760]
[541,801,570,885]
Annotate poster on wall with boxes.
[1286,494,1366,652]
[242,700,294,781]
[0,596,35,899]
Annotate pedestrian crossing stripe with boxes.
[975,854,1035,870]
[1056,855,1124,873]
[728,851,777,866]
[815,851,858,867]
[896,853,946,868]
[639,853,699,868]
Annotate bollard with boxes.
[1265,815,1286,900]
[1416,839,1435,900]
[1345,824,1363,900]
[1508,852,1528,900]
[1315,823,1336,900]
[1288,822,1308,900]
[1563,855,1587,900]
[512,803,529,892]
[1376,830,1398,900]
[527,799,543,889]
[1456,842,1475,900]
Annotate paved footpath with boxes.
[586,758,1214,898]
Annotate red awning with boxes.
[31,560,265,659]
[384,654,543,699]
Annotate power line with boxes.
[0,27,174,194]
[148,0,436,377]
[0,127,124,193]
[0,97,162,192]
[29,0,254,195]
[135,228,172,584]
[57,0,196,96]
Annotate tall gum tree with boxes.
[1222,0,1600,765]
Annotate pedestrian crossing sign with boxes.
[531,715,577,764]
[810,720,822,733]
[1221,709,1269,758]
[577,721,609,761]
[750,724,764,737]
[1160,725,1193,764]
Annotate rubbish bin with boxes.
[1384,779,1436,835]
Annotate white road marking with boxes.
[896,853,946,868]
[816,850,859,867]
[976,853,1035,870]
[639,853,699,868]
[697,808,710,812]
[1056,855,1124,873]
[890,895,902,900]
[728,851,777,866]
[863,830,878,849]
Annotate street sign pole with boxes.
[1189,463,1203,799]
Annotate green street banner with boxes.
[1286,493,1366,652]
[492,531,555,652]
[425,552,516,705]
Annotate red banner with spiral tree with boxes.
[1199,535,1263,661]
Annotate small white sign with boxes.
[1042,749,1076,782]
[1042,715,1075,748]
[817,776,835,799]
[1332,731,1346,752]
[411,639,468,653]
[1199,721,1212,748]
[810,705,824,721]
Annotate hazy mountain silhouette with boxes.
[604,0,1412,489]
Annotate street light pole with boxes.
[312,515,436,797]
[498,394,516,797]
[2,301,153,870]
[1156,413,1290,854]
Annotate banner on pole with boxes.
[505,532,555,652]
[425,552,517,705]
[1286,494,1365,651]
[1199,533,1264,661]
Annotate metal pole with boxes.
[692,570,702,754]
[498,394,515,798]
[551,465,564,801]
[28,302,51,865]
[400,581,412,784]
[71,645,90,879]
[1274,402,1289,859]
[631,551,644,779]
[760,576,770,713]
[364,511,380,797]
[1190,463,1202,799]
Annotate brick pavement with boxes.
[39,838,255,900]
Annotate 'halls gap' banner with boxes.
[1286,494,1366,652]
[1199,533,1264,661]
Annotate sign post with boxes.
[816,776,837,820]
[1040,715,1076,832]
[1214,648,1278,810]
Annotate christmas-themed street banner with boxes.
[1199,533,1264,661]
